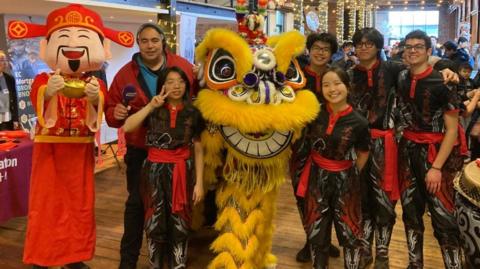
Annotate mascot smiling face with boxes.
[40,27,110,75]
[194,1,319,268]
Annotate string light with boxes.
[357,0,366,29]
[347,0,356,40]
[318,0,329,33]
[336,0,345,44]
[157,18,178,50]
[294,0,304,32]
[365,4,373,28]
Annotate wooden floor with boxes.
[0,164,446,269]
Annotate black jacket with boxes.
[2,72,19,122]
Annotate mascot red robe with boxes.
[8,4,134,267]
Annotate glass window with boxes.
[275,10,284,34]
[384,10,439,41]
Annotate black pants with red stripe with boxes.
[303,165,364,269]
[398,139,463,269]
[360,138,397,268]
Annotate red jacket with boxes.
[105,51,194,148]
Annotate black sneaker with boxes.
[329,244,341,258]
[61,262,90,269]
[296,243,341,262]
[295,243,310,262]
[119,261,137,269]
[374,256,389,269]
[359,255,373,269]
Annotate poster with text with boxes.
[4,15,51,131]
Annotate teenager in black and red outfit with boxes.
[294,66,370,269]
[123,67,205,269]
[348,28,402,269]
[292,32,341,262]
[397,30,464,269]
[349,27,460,269]
[301,33,338,103]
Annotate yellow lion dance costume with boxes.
[194,1,319,268]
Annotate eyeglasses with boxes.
[165,79,186,85]
[404,44,426,51]
[355,41,375,49]
[310,45,331,53]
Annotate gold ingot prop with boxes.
[63,79,86,98]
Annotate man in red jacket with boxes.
[105,23,194,269]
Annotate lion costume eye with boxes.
[284,59,305,89]
[213,56,235,81]
[206,49,237,90]
[285,64,296,79]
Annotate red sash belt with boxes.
[371,129,399,201]
[403,125,468,163]
[148,147,191,214]
[296,150,353,197]
[403,130,444,164]
[457,125,469,157]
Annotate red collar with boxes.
[355,59,380,72]
[165,103,184,128]
[409,65,433,98]
[355,59,380,87]
[165,103,184,111]
[410,65,433,80]
[305,65,324,78]
[326,104,353,135]
[305,65,326,94]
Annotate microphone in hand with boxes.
[122,84,137,106]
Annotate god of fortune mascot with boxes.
[194,1,320,268]
[8,4,133,268]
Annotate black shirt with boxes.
[305,104,370,161]
[302,65,327,103]
[458,77,475,101]
[146,103,205,149]
[397,67,460,132]
[349,60,402,130]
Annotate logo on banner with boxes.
[0,157,18,183]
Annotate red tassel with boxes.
[117,128,127,157]
[95,131,103,166]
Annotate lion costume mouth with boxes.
[221,126,292,158]
[195,89,319,159]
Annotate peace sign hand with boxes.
[148,86,169,110]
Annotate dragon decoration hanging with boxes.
[194,0,320,268]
